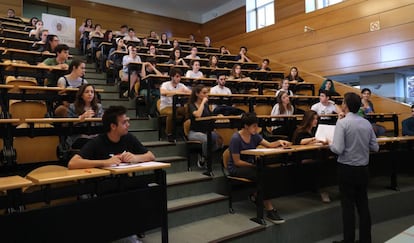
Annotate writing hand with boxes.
[107,156,122,166]
[120,151,136,163]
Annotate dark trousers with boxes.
[337,163,371,243]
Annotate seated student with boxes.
[285,66,304,83]
[121,43,142,98]
[185,60,204,78]
[66,84,103,150]
[320,79,340,97]
[169,39,181,51]
[107,38,126,83]
[167,47,188,66]
[158,32,171,46]
[220,46,231,55]
[270,91,295,136]
[26,16,38,30]
[68,105,154,243]
[38,44,71,86]
[359,88,386,137]
[28,20,44,40]
[311,90,338,123]
[188,84,223,167]
[57,59,87,88]
[159,68,192,140]
[187,33,196,43]
[203,36,211,48]
[275,78,294,97]
[185,46,200,59]
[147,43,158,57]
[7,8,21,20]
[114,24,128,37]
[54,59,88,118]
[32,29,49,52]
[402,105,414,136]
[44,34,60,53]
[68,104,154,168]
[291,110,330,203]
[235,46,252,62]
[139,57,164,117]
[149,30,159,40]
[257,58,271,71]
[209,73,245,116]
[123,28,141,43]
[228,112,290,223]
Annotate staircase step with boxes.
[167,192,229,227]
[156,156,187,163]
[130,129,159,142]
[166,171,226,200]
[144,211,265,243]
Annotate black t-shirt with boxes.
[79,133,148,160]
[189,103,213,133]
[140,68,157,90]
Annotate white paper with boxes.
[108,161,167,169]
[315,124,335,143]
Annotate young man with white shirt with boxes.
[311,90,338,123]
[159,68,192,141]
[209,73,245,115]
[185,46,200,59]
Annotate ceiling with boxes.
[88,0,244,23]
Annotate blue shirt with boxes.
[329,112,379,166]
[228,132,263,173]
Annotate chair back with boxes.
[183,119,191,138]
[222,148,230,169]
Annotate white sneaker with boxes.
[197,154,206,168]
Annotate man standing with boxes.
[68,105,155,169]
[330,92,379,243]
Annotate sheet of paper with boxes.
[108,161,167,169]
[315,124,335,143]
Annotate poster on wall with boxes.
[42,13,76,48]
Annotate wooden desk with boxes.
[0,27,29,40]
[365,112,399,136]
[0,175,33,211]
[0,175,32,191]
[0,163,170,242]
[0,37,34,50]
[240,144,327,224]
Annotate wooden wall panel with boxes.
[276,0,304,22]
[200,7,245,44]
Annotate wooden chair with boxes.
[9,100,59,164]
[5,76,37,93]
[221,148,254,213]
[183,119,203,170]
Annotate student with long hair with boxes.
[291,110,330,203]
[66,84,103,149]
[188,84,223,167]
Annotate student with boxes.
[291,110,330,203]
[26,16,38,30]
[158,32,171,46]
[228,112,290,223]
[275,78,294,97]
[68,105,155,169]
[78,18,93,52]
[257,58,271,71]
[32,29,49,52]
[402,104,414,136]
[140,57,164,117]
[38,44,71,86]
[270,91,294,136]
[159,68,192,140]
[188,84,223,167]
[209,73,245,116]
[185,46,200,59]
[359,88,386,137]
[167,47,188,66]
[28,20,43,40]
[330,92,379,243]
[235,46,252,62]
[203,36,211,48]
[220,46,231,55]
[121,44,142,98]
[285,66,304,83]
[123,28,141,43]
[114,24,128,37]
[44,34,60,53]
[311,90,338,123]
[57,59,87,88]
[65,84,103,150]
[185,60,203,78]
[320,79,340,97]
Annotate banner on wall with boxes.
[42,13,76,48]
